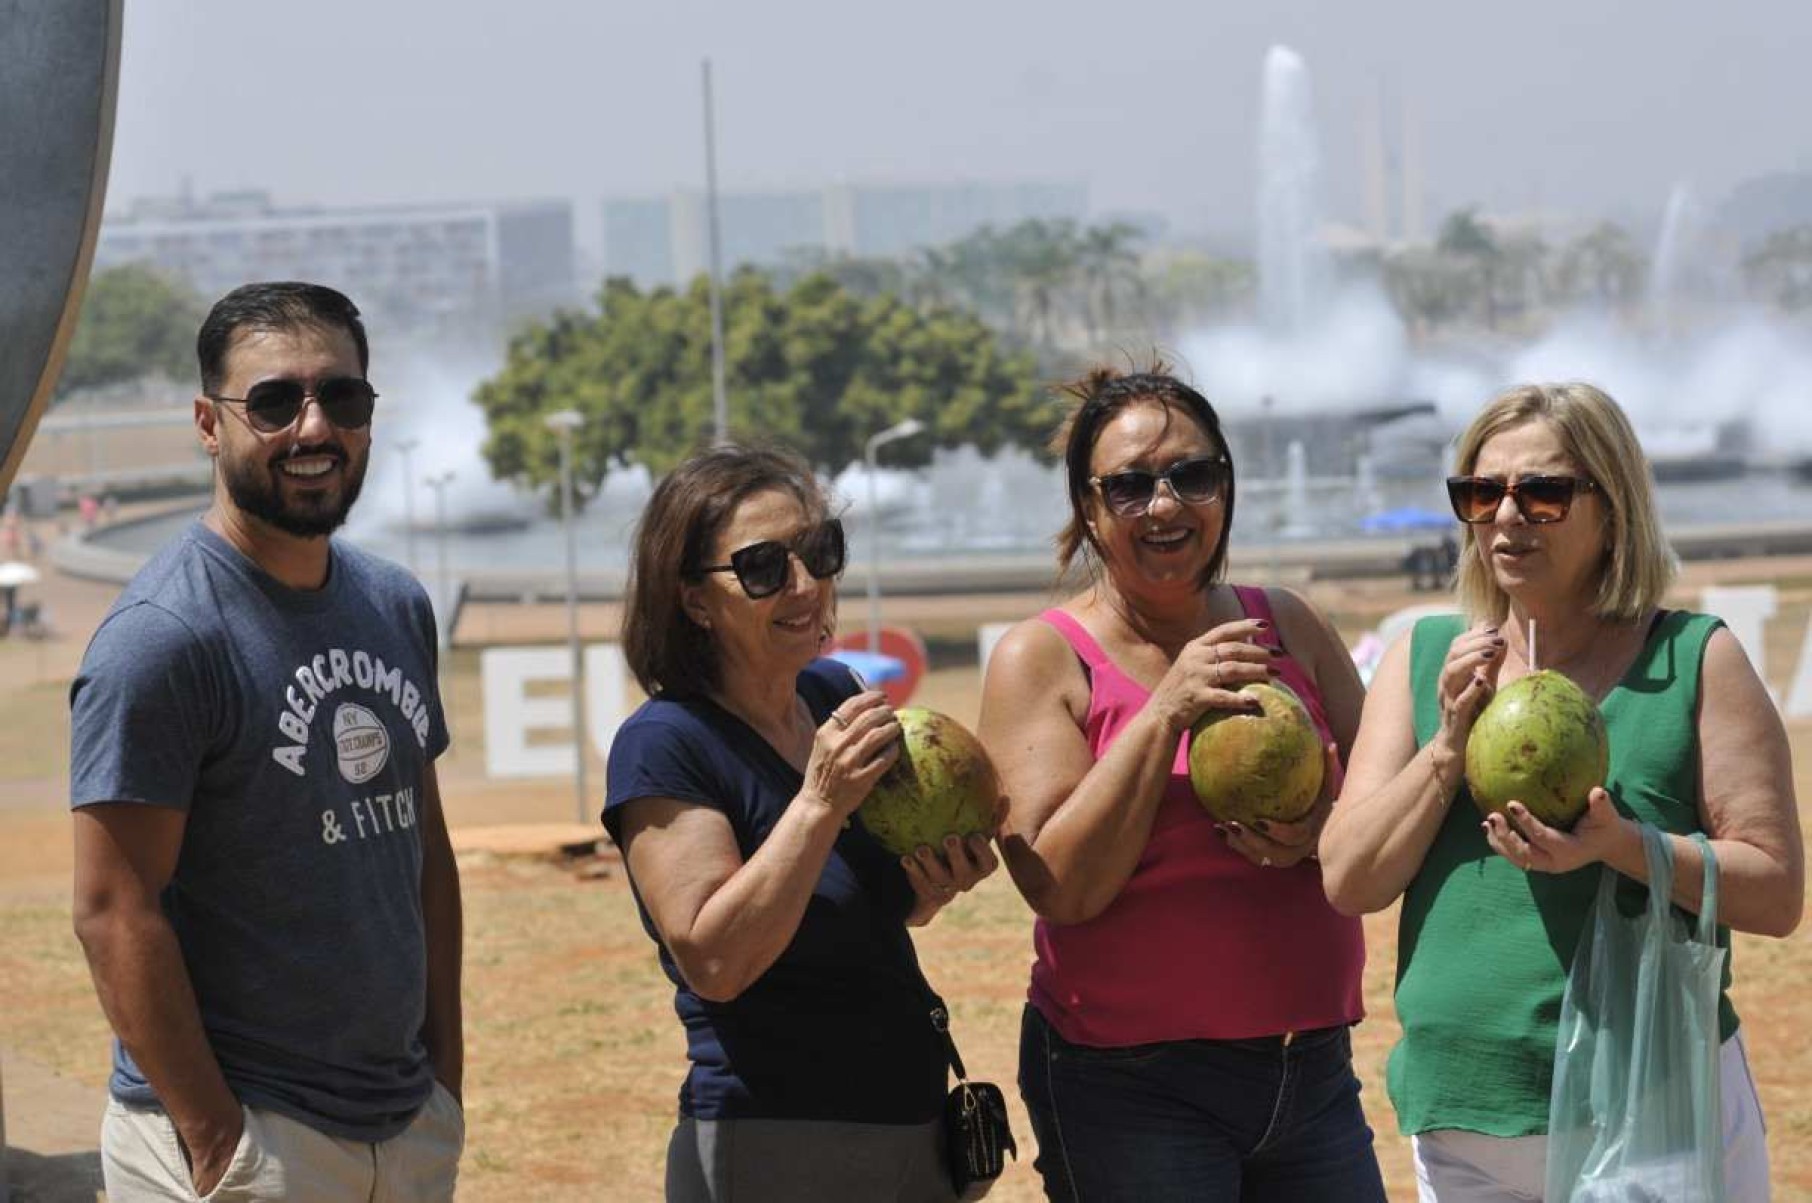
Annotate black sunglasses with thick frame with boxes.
[1089,454,1231,518]
[1446,474,1599,525]
[690,518,847,600]
[205,377,379,434]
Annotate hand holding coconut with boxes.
[1212,738,1342,870]
[898,820,1003,927]
[801,690,903,821]
[1429,621,1508,764]
[1481,786,1634,876]
[1147,617,1275,735]
[856,707,1005,923]
[1463,621,1620,871]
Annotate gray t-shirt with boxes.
[69,521,450,1141]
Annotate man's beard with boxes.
[221,443,367,538]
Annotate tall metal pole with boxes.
[702,58,729,444]
[425,471,455,648]
[863,419,924,654]
[396,438,419,573]
[1261,395,1279,585]
[546,411,589,823]
[866,442,881,653]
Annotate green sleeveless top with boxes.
[1386,609,1739,1137]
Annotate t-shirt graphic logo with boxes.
[333,703,391,784]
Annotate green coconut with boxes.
[1464,669,1608,831]
[1186,681,1324,825]
[858,707,999,857]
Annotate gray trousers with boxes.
[667,1116,957,1203]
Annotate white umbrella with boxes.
[0,561,41,588]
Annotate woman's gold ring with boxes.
[830,711,850,729]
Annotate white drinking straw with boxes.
[1528,618,1538,671]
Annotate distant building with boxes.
[1715,171,1812,249]
[603,179,1091,287]
[95,191,577,334]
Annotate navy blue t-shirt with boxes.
[603,660,944,1124]
[69,521,447,1141]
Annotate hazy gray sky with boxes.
[110,1,1812,250]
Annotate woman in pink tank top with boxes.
[977,364,1384,1201]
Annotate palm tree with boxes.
[1742,225,1812,311]
[1554,222,1647,308]
[1075,222,1146,344]
[1436,207,1503,328]
[1384,246,1471,337]
[999,219,1081,348]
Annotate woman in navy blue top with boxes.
[604,444,1000,1202]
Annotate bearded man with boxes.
[69,281,465,1201]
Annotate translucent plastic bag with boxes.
[1545,826,1725,1202]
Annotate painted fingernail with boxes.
[1255,620,1271,630]
[1227,822,1245,836]
[1481,648,1497,659]
[917,847,935,860]
[944,835,961,850]
[1213,823,1230,839]
[1254,820,1271,834]
[901,856,915,868]
[1269,646,1286,657]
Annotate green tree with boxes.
[1436,207,1503,328]
[1491,231,1551,327]
[474,269,1052,502]
[1383,246,1473,334]
[1742,225,1812,311]
[57,264,206,396]
[1146,252,1257,333]
[1553,222,1647,307]
[1075,222,1147,344]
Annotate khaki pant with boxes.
[101,1082,463,1202]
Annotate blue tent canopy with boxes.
[1361,506,1454,534]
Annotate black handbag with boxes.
[925,993,1018,1199]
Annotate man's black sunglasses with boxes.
[1090,455,1230,517]
[1446,475,1598,525]
[205,377,378,434]
[691,518,847,600]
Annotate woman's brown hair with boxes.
[622,443,830,697]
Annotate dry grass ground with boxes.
[4,550,1811,1200]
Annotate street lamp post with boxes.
[396,438,420,574]
[1260,395,1279,585]
[702,58,728,444]
[544,410,589,824]
[424,471,455,649]
[863,418,926,655]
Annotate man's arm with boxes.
[73,803,242,1192]
[417,762,464,1101]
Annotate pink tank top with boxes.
[1028,585,1366,1046]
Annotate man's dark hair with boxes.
[196,281,370,393]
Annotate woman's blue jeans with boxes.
[1019,1005,1387,1202]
